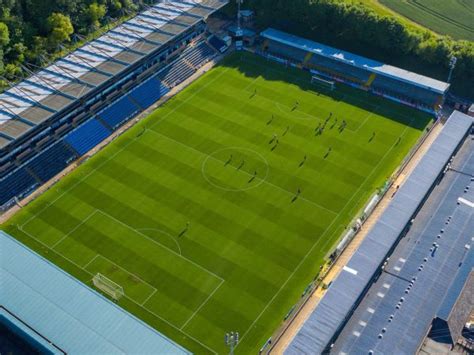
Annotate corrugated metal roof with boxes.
[437,236,474,321]
[332,134,474,355]
[285,111,473,355]
[0,231,190,354]
[261,28,450,94]
[0,0,228,145]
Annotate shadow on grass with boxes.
[217,51,432,131]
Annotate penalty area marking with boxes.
[51,210,98,249]
[15,219,220,354]
[136,228,183,255]
[95,209,225,282]
[236,112,417,348]
[180,279,225,331]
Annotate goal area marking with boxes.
[93,273,125,300]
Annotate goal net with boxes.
[311,75,335,91]
[93,273,124,300]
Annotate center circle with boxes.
[202,147,269,191]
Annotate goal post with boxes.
[311,75,335,91]
[92,273,124,300]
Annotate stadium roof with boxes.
[437,253,473,321]
[261,28,450,95]
[0,231,190,354]
[0,0,228,149]
[331,134,474,354]
[285,111,473,355]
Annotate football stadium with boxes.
[0,1,472,354]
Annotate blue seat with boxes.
[98,96,140,130]
[129,78,170,109]
[26,141,77,183]
[182,42,216,68]
[65,118,112,156]
[0,167,37,205]
[158,60,195,87]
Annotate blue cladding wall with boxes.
[129,78,170,109]
[65,118,111,156]
[98,96,140,129]
[26,142,77,183]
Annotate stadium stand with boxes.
[307,55,372,84]
[371,75,442,108]
[25,141,77,183]
[158,59,196,88]
[263,40,307,63]
[97,96,140,130]
[285,111,473,355]
[0,232,191,354]
[182,41,216,69]
[0,168,37,205]
[0,0,227,208]
[260,28,450,112]
[65,118,112,156]
[128,78,170,110]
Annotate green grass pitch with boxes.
[380,0,474,41]
[2,52,431,354]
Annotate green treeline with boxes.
[227,0,474,99]
[0,0,153,88]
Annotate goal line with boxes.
[93,273,124,300]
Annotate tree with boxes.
[47,13,73,47]
[0,22,10,47]
[86,2,107,29]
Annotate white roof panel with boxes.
[0,0,229,139]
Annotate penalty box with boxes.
[46,209,224,327]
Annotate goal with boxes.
[311,75,335,91]
[92,273,124,300]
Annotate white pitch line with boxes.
[136,228,183,256]
[19,67,233,231]
[16,224,219,354]
[94,253,157,292]
[181,279,225,330]
[17,225,95,274]
[82,254,100,270]
[148,129,340,217]
[236,114,418,347]
[127,295,219,355]
[96,209,224,282]
[51,210,98,249]
[141,288,158,306]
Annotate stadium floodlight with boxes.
[236,0,243,30]
[225,331,239,355]
[447,56,457,83]
[235,0,244,50]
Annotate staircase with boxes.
[365,73,377,88]
[303,52,313,65]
